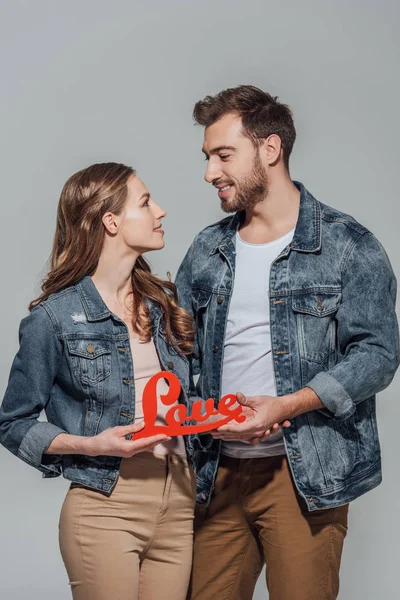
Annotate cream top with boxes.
[130,335,186,456]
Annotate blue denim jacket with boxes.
[175,181,400,511]
[0,276,195,493]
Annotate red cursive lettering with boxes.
[132,371,245,439]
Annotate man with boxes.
[175,85,399,600]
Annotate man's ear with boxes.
[261,134,283,165]
[102,212,119,235]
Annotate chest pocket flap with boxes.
[292,291,341,317]
[66,339,111,359]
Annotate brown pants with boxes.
[59,452,195,600]
[188,454,348,600]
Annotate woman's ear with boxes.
[102,212,119,235]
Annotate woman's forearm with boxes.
[44,432,91,455]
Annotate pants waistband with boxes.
[122,451,190,467]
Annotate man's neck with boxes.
[239,178,300,245]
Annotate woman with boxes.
[0,162,197,599]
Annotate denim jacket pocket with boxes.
[193,288,213,311]
[66,338,112,385]
[302,410,360,489]
[193,288,213,350]
[158,327,189,365]
[292,291,341,364]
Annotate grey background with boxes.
[0,0,399,598]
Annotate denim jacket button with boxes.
[86,343,95,354]
[212,344,218,353]
[167,361,174,369]
[217,296,223,304]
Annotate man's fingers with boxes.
[216,422,252,434]
[211,430,267,441]
[250,430,271,444]
[214,422,264,435]
[235,392,248,406]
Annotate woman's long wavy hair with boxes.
[29,162,195,354]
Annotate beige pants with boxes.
[189,454,348,600]
[59,452,195,600]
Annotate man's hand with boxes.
[211,388,323,444]
[211,392,292,444]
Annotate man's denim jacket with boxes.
[0,276,195,493]
[175,181,400,511]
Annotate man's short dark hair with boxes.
[193,85,296,169]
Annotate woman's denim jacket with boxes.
[175,181,400,511]
[0,276,194,494]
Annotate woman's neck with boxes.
[91,240,139,304]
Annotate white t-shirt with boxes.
[220,228,295,458]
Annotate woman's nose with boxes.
[154,203,166,219]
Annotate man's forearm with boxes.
[284,387,325,419]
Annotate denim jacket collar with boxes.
[210,181,322,255]
[291,181,322,253]
[76,276,111,322]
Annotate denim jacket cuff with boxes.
[17,422,66,476]
[306,372,356,421]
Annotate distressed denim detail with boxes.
[0,276,195,493]
[175,181,399,511]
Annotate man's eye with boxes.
[144,199,150,206]
[220,155,230,161]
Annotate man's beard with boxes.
[221,151,269,213]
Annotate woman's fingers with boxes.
[128,434,171,455]
[115,422,145,436]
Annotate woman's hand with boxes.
[44,423,170,458]
[84,422,170,458]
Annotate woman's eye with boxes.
[144,199,150,207]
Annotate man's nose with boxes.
[204,160,222,184]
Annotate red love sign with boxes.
[132,370,246,439]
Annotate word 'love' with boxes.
[132,370,245,439]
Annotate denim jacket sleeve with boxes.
[307,232,400,421]
[0,304,67,476]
